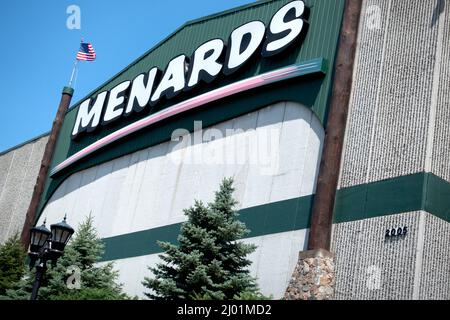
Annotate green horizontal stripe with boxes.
[423,173,450,222]
[334,172,450,223]
[101,172,450,261]
[100,195,314,262]
[333,172,426,223]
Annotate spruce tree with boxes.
[143,178,260,300]
[3,216,129,300]
[0,233,26,295]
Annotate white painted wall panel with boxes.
[39,102,324,241]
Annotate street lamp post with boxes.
[28,216,75,300]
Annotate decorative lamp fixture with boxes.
[27,215,75,300]
[29,221,51,254]
[50,215,75,252]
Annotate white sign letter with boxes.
[103,80,131,123]
[125,67,160,115]
[187,39,224,89]
[72,92,107,138]
[151,55,187,103]
[224,21,266,75]
[262,0,306,57]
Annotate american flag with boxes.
[76,42,96,61]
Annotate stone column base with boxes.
[284,249,335,300]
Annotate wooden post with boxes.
[21,86,74,247]
[307,0,363,251]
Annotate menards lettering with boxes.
[71,0,308,139]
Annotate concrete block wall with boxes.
[0,134,48,243]
[332,211,450,300]
[332,0,450,300]
[431,0,450,182]
[332,212,420,300]
[339,0,446,187]
[418,213,450,299]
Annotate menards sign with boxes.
[52,1,320,176]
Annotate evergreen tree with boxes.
[0,233,26,295]
[3,216,129,300]
[143,178,260,300]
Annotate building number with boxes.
[385,226,408,238]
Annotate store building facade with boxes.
[0,0,449,299]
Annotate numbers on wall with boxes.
[385,226,408,239]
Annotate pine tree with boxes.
[3,216,129,300]
[143,178,260,300]
[0,233,26,296]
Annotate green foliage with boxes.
[49,287,129,300]
[190,291,271,301]
[190,292,213,300]
[0,233,26,295]
[143,178,265,300]
[1,271,35,300]
[233,291,273,300]
[3,216,129,300]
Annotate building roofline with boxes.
[0,131,50,157]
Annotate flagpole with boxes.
[68,59,79,88]
[69,37,83,88]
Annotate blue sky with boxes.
[0,0,254,152]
